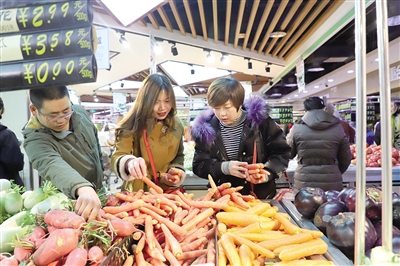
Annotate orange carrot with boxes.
[208,174,221,198]
[135,234,146,254]
[248,169,260,174]
[182,208,215,231]
[273,244,300,254]
[141,176,163,194]
[115,192,136,202]
[103,200,145,214]
[245,202,271,214]
[176,191,227,210]
[140,206,187,236]
[181,237,207,252]
[230,192,250,209]
[133,189,144,199]
[161,224,182,258]
[228,232,275,258]
[274,212,301,235]
[196,217,211,229]
[300,228,324,238]
[178,249,207,260]
[258,232,314,251]
[179,228,205,246]
[164,249,180,266]
[220,234,241,266]
[173,195,190,209]
[173,209,188,225]
[182,208,200,225]
[206,237,216,264]
[144,243,166,262]
[144,203,168,217]
[132,245,146,265]
[145,215,156,249]
[122,216,145,225]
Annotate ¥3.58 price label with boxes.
[0,54,97,91]
[0,0,92,34]
[0,26,94,63]
[0,27,94,63]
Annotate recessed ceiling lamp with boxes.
[118,31,129,47]
[347,70,354,74]
[270,31,287,38]
[220,53,229,64]
[170,43,178,56]
[328,79,334,83]
[307,63,325,72]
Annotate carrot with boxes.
[161,224,182,258]
[178,249,207,260]
[114,211,129,219]
[232,220,275,234]
[239,244,253,266]
[241,194,257,202]
[164,249,180,266]
[149,258,168,266]
[144,215,156,249]
[144,243,166,262]
[101,212,119,220]
[244,163,264,170]
[245,202,271,214]
[177,191,227,210]
[144,203,168,216]
[279,238,328,261]
[227,232,275,259]
[179,228,205,246]
[181,237,207,252]
[133,189,144,199]
[141,176,163,194]
[132,245,147,266]
[260,207,277,217]
[273,244,300,254]
[122,255,134,266]
[115,192,136,202]
[300,228,324,238]
[224,205,245,212]
[173,195,190,209]
[208,174,221,198]
[32,228,79,266]
[220,234,241,266]
[181,207,215,231]
[230,192,250,209]
[274,212,301,235]
[173,209,188,225]
[109,219,138,237]
[216,212,261,227]
[64,247,87,266]
[103,199,145,214]
[135,234,146,254]
[274,259,334,265]
[148,190,178,212]
[217,241,227,266]
[140,206,187,236]
[237,232,290,242]
[44,209,85,229]
[206,238,216,264]
[260,169,270,175]
[196,216,212,229]
[258,232,314,251]
[122,216,145,225]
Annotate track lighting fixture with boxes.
[120,81,124,88]
[170,42,178,56]
[93,92,99,102]
[118,31,129,47]
[220,53,229,64]
[265,66,270,73]
[245,58,252,70]
[109,85,112,91]
[269,81,273,86]
[206,51,214,63]
[189,64,195,75]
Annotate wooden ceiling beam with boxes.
[257,0,289,54]
[279,0,329,58]
[158,6,173,32]
[285,0,345,59]
[168,0,186,36]
[233,0,246,48]
[224,0,232,46]
[250,0,274,52]
[197,0,208,41]
[264,0,302,55]
[242,0,259,50]
[271,0,317,57]
[147,13,160,30]
[138,19,147,27]
[183,0,197,38]
[212,0,218,44]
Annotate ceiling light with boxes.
[314,85,319,89]
[270,31,287,38]
[281,100,286,103]
[120,81,124,88]
[375,58,379,62]
[118,32,129,47]
[220,54,229,64]
[328,79,334,83]
[245,58,252,70]
[347,70,354,74]
[269,81,273,86]
[294,94,298,97]
[205,50,214,63]
[93,93,99,102]
[171,43,178,56]
[154,42,162,54]
[307,64,325,72]
[303,90,308,93]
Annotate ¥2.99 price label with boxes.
[0,26,94,63]
[0,0,92,34]
[0,54,97,91]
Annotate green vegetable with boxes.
[24,188,45,210]
[0,226,29,253]
[0,190,6,216]
[4,192,23,215]
[1,211,31,228]
[30,192,68,215]
[0,179,11,192]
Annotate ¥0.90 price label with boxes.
[0,54,97,91]
[0,26,94,63]
[0,0,92,34]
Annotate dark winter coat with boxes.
[286,109,352,192]
[191,96,291,199]
[0,124,24,186]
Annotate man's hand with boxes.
[126,157,147,180]
[75,186,101,221]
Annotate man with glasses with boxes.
[23,86,103,221]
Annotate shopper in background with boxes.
[287,97,352,192]
[191,77,291,199]
[325,103,355,144]
[111,73,186,192]
[375,99,400,150]
[0,97,25,187]
[23,86,104,221]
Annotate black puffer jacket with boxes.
[287,109,352,192]
[0,123,24,186]
[191,96,291,199]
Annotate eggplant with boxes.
[374,234,400,254]
[337,186,356,203]
[294,187,327,219]
[313,200,348,234]
[325,190,340,202]
[393,197,400,229]
[373,220,400,241]
[326,212,377,260]
[345,186,383,224]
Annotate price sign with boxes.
[270,106,293,124]
[0,54,97,91]
[0,0,92,34]
[0,26,94,63]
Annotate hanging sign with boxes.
[149,31,156,74]
[95,27,110,70]
[296,57,305,92]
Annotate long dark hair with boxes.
[116,73,177,143]
[0,97,3,120]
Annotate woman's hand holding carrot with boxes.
[226,161,249,179]
[125,157,148,180]
[160,168,185,186]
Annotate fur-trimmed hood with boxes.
[192,96,269,146]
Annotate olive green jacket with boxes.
[22,105,103,198]
[111,116,185,192]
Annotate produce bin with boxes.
[100,235,135,266]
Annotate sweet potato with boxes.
[13,247,33,262]
[109,219,138,237]
[0,257,18,266]
[64,247,88,266]
[44,209,85,229]
[88,246,104,264]
[32,228,79,266]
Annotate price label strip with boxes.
[0,26,95,63]
[0,0,92,34]
[0,54,97,91]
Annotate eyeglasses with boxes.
[37,108,74,123]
